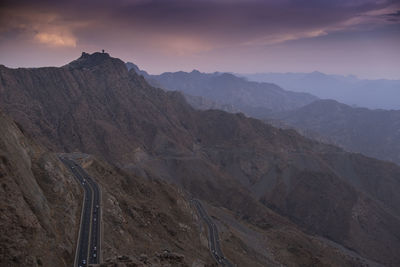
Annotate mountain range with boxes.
[242,72,400,110]
[127,63,318,118]
[1,52,400,266]
[269,99,400,165]
[143,66,400,167]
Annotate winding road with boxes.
[192,199,233,267]
[61,155,228,266]
[60,156,102,267]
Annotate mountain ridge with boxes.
[242,72,400,110]
[270,99,400,165]
[137,67,318,118]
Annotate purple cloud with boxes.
[0,0,399,78]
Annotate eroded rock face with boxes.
[0,111,82,266]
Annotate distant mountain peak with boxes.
[218,72,237,79]
[309,71,326,77]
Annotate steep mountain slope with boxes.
[71,154,216,266]
[270,99,400,165]
[243,71,400,110]
[186,110,400,266]
[0,111,82,266]
[0,52,195,164]
[0,110,216,266]
[145,69,318,118]
[1,53,400,266]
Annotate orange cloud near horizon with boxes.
[34,32,77,47]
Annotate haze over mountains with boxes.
[141,66,400,167]
[127,63,318,118]
[242,72,400,110]
[270,99,400,165]
[1,52,400,266]
[1,0,399,266]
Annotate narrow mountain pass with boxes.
[192,199,234,267]
[60,156,102,267]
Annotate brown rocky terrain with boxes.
[0,110,82,266]
[0,111,217,266]
[1,52,400,266]
[75,153,215,266]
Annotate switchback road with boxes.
[192,199,233,267]
[60,156,101,267]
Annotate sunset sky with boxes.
[0,0,399,79]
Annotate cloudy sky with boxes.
[0,0,399,79]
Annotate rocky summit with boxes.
[1,53,400,266]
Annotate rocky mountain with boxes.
[270,99,400,165]
[0,110,217,266]
[143,69,318,118]
[1,52,400,266]
[243,71,400,110]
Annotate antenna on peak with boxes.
[102,49,105,53]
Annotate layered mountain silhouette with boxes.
[131,66,318,118]
[269,99,400,165]
[142,65,400,169]
[1,53,400,266]
[243,71,400,110]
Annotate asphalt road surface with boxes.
[192,199,233,267]
[60,156,101,267]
